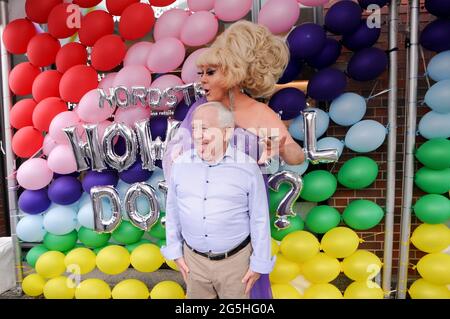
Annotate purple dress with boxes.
[162,98,273,299]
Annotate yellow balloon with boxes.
[64,247,96,275]
[150,281,185,299]
[321,227,360,258]
[408,279,450,299]
[22,274,46,297]
[130,243,164,272]
[301,253,341,284]
[269,254,301,284]
[416,253,450,285]
[303,284,343,299]
[344,281,384,299]
[75,279,111,299]
[165,258,179,271]
[36,251,66,279]
[96,245,130,275]
[271,283,302,299]
[112,279,150,299]
[271,238,280,256]
[342,250,382,282]
[280,231,320,263]
[411,224,450,253]
[43,276,75,299]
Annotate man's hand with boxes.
[241,269,261,295]
[258,135,287,165]
[175,257,190,282]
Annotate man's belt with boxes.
[185,235,251,261]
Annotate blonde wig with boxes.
[196,20,290,98]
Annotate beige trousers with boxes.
[183,242,252,299]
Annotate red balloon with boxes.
[25,0,62,24]
[150,0,176,7]
[73,0,102,8]
[48,3,80,39]
[106,0,139,16]
[10,99,37,129]
[2,18,37,54]
[27,33,61,67]
[32,97,68,132]
[119,3,155,41]
[59,65,99,102]
[9,62,41,96]
[78,10,114,47]
[32,70,62,102]
[91,34,126,71]
[12,126,44,158]
[56,42,88,73]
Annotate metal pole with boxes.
[382,0,399,299]
[313,6,324,25]
[251,0,261,23]
[397,0,419,299]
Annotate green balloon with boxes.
[148,212,166,239]
[415,167,450,194]
[413,194,450,224]
[156,239,166,248]
[269,183,291,214]
[43,230,78,252]
[337,156,378,189]
[78,227,111,248]
[300,170,337,202]
[125,239,152,253]
[305,205,341,234]
[270,214,304,241]
[343,200,384,230]
[25,245,49,268]
[112,221,144,245]
[416,138,450,170]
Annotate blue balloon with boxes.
[77,193,91,209]
[146,168,166,212]
[150,116,168,140]
[358,0,388,9]
[119,159,153,184]
[329,92,367,126]
[278,59,303,84]
[287,23,326,59]
[82,170,119,194]
[317,137,345,158]
[43,205,78,235]
[418,111,450,139]
[288,108,330,141]
[77,202,96,229]
[307,68,347,101]
[345,120,387,153]
[281,161,309,176]
[420,19,450,52]
[268,88,306,120]
[306,38,342,70]
[18,189,51,215]
[174,100,191,121]
[16,215,45,242]
[425,0,450,18]
[347,47,388,81]
[424,79,450,114]
[427,50,450,82]
[342,19,381,51]
[48,176,83,205]
[325,0,362,35]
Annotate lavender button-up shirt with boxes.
[161,143,275,274]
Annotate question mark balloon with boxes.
[268,170,303,230]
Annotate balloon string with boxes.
[419,46,431,90]
[366,79,380,101]
[360,231,385,241]
[367,88,392,100]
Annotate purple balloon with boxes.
[342,19,381,51]
[114,137,126,156]
[278,59,303,84]
[420,19,450,52]
[306,38,342,69]
[325,1,362,35]
[48,176,83,205]
[347,47,388,81]
[307,68,347,102]
[358,0,388,9]
[287,23,326,59]
[119,159,153,184]
[18,189,51,214]
[54,172,80,179]
[425,0,450,18]
[174,100,191,121]
[82,170,119,194]
[150,116,168,140]
[268,88,306,120]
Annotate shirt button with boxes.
[206,180,209,183]
[205,234,208,237]
[203,216,206,220]
[204,197,207,201]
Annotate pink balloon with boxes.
[297,0,329,6]
[43,134,58,156]
[114,104,151,127]
[215,0,252,22]
[151,74,184,108]
[123,42,153,67]
[147,37,186,73]
[76,89,116,123]
[258,0,300,35]
[154,9,189,41]
[47,144,77,174]
[17,158,54,190]
[180,11,218,47]
[98,72,117,91]
[97,120,113,142]
[113,65,152,88]
[187,0,214,11]
[49,111,82,144]
[181,48,208,83]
